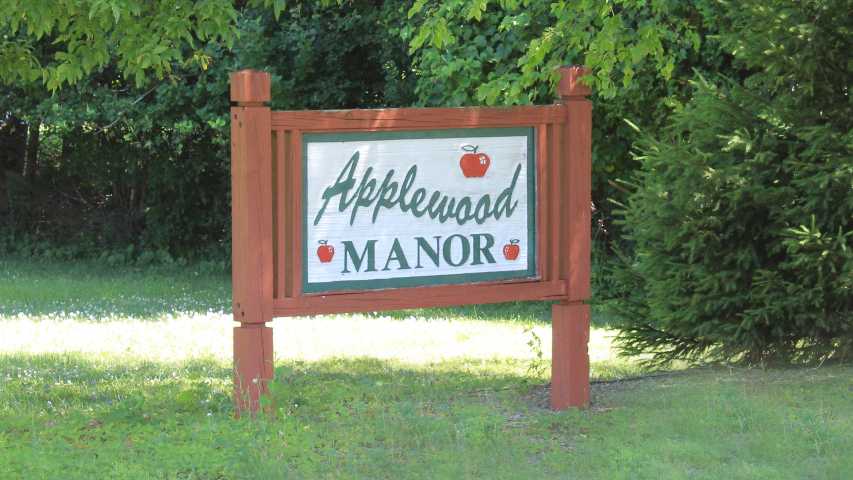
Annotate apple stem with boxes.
[462,144,479,153]
[318,240,327,245]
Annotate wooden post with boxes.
[551,66,592,410]
[230,69,275,415]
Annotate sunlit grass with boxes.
[0,314,640,379]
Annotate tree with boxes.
[0,1,415,258]
[608,0,853,364]
[403,1,728,249]
[405,0,713,103]
[0,0,288,90]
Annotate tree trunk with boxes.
[0,115,27,172]
[24,119,41,180]
[0,115,28,213]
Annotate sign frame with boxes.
[230,67,592,414]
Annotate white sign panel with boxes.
[303,128,536,293]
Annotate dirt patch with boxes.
[519,370,697,412]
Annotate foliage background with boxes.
[2,0,723,259]
[1,1,416,258]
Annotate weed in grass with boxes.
[523,323,547,380]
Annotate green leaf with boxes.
[408,0,429,19]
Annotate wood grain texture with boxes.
[550,65,592,411]
[290,130,304,297]
[548,123,562,284]
[550,302,590,410]
[272,105,566,131]
[557,66,592,98]
[233,324,273,415]
[536,123,550,281]
[273,130,286,299]
[231,105,274,324]
[230,108,246,320]
[230,70,271,104]
[231,69,275,415]
[563,100,592,301]
[273,280,565,317]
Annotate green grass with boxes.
[0,258,230,320]
[1,257,851,479]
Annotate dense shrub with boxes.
[609,0,853,364]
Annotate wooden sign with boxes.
[230,66,592,415]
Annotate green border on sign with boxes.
[302,127,537,294]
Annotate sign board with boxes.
[303,128,536,293]
[229,67,592,413]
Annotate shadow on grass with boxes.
[0,258,231,320]
[367,301,555,324]
[0,351,653,426]
[374,300,620,328]
[0,352,545,425]
[0,352,574,478]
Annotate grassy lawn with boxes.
[1,258,851,479]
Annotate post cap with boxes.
[557,66,592,98]
[230,69,271,104]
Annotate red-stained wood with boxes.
[289,130,303,298]
[548,123,562,284]
[231,70,275,415]
[273,280,565,317]
[271,105,566,131]
[551,301,590,409]
[230,109,246,319]
[230,69,271,104]
[536,123,549,281]
[283,130,296,298]
[560,66,592,301]
[233,324,274,415]
[557,66,592,98]
[231,105,274,323]
[273,129,286,299]
[549,66,592,411]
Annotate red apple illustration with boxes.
[503,239,520,260]
[317,240,334,263]
[459,145,491,177]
